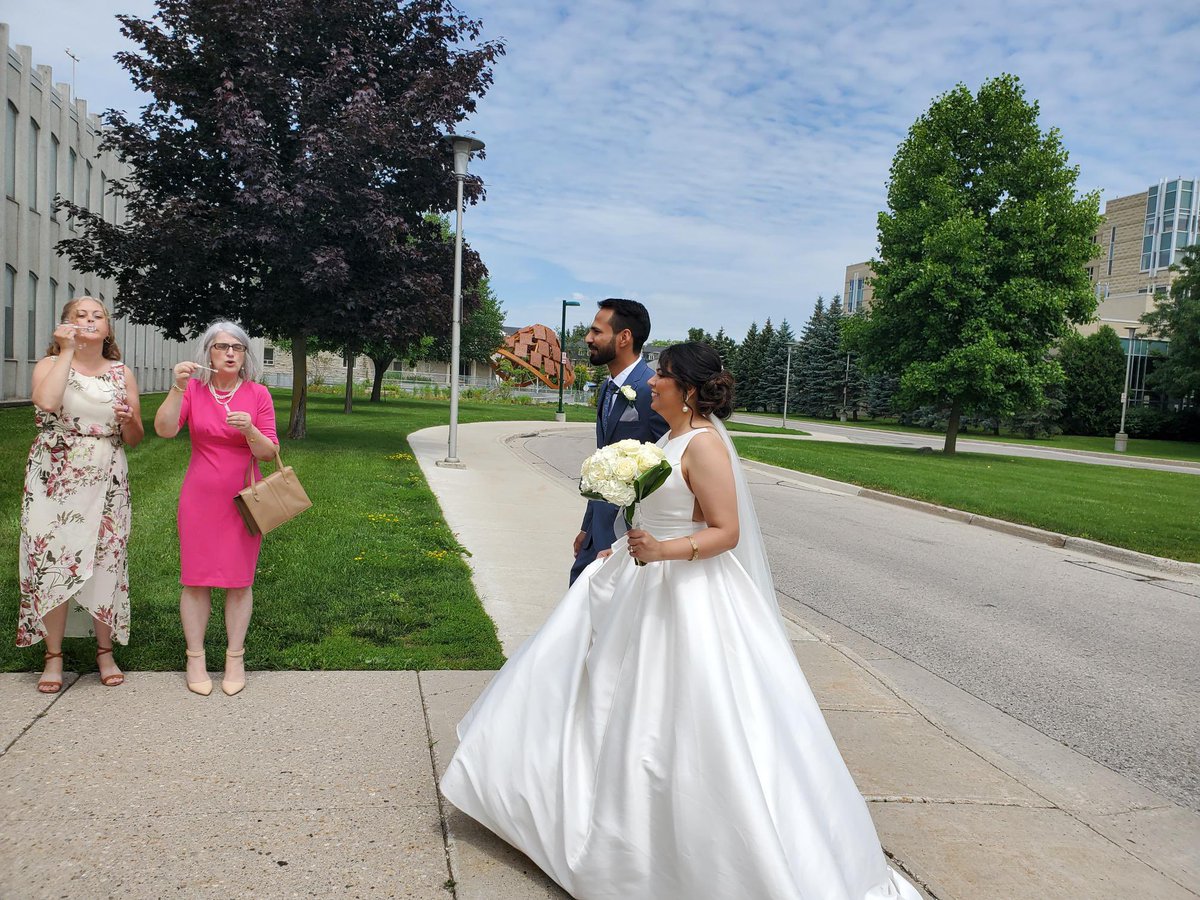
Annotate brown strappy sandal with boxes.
[38,651,64,694]
[96,646,125,687]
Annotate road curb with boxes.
[744,460,1200,578]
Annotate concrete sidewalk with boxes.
[0,420,1195,899]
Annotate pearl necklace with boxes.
[209,378,242,413]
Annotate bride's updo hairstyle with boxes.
[658,341,736,420]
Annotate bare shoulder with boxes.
[34,356,58,373]
[681,427,731,468]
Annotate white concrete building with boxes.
[2,24,188,401]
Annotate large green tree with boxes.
[847,74,1101,452]
[1142,243,1200,400]
[58,0,503,437]
[1058,327,1125,436]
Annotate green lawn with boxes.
[731,412,1200,463]
[1,391,594,674]
[734,438,1200,563]
[725,423,809,436]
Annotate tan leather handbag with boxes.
[233,450,312,536]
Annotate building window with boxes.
[1107,227,1116,276]
[67,148,77,205]
[49,135,59,219]
[4,102,16,198]
[263,347,274,366]
[100,171,107,222]
[28,118,40,209]
[49,278,58,340]
[68,282,76,298]
[27,273,38,360]
[4,266,16,358]
[85,160,93,211]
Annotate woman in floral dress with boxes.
[18,297,144,692]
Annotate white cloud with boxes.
[5,0,1197,342]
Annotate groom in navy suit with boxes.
[571,299,669,585]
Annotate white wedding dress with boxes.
[440,425,920,900]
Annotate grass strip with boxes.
[725,423,809,436]
[734,437,1200,563]
[731,413,1200,463]
[0,391,593,673]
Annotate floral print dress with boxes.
[17,362,132,647]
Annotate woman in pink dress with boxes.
[154,321,278,697]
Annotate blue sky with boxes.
[4,0,1198,341]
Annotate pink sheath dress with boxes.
[177,380,278,587]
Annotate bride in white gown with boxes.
[440,342,920,900]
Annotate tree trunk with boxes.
[344,353,355,413]
[287,331,308,439]
[369,355,394,402]
[943,399,962,454]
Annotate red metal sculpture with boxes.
[494,324,576,389]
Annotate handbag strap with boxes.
[243,448,286,497]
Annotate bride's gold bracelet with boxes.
[687,536,700,561]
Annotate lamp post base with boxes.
[437,458,467,469]
[1114,433,1128,452]
[555,412,566,423]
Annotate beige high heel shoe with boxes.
[185,648,212,696]
[222,648,245,697]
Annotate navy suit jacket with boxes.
[570,359,669,584]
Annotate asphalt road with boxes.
[527,430,1200,813]
[731,413,1200,476]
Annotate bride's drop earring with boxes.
[682,393,690,413]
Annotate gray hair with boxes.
[194,321,261,384]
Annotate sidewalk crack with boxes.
[417,670,458,899]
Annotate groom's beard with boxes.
[588,338,617,366]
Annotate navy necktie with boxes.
[601,380,614,430]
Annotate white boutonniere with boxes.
[619,385,637,403]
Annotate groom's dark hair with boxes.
[598,298,651,352]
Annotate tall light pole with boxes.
[65,48,79,96]
[781,342,800,430]
[840,351,851,422]
[557,299,581,422]
[439,134,484,469]
[1115,326,1137,452]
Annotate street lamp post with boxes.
[557,300,581,422]
[439,134,484,470]
[1115,326,1137,452]
[840,351,851,422]
[782,342,800,430]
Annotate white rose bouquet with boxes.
[579,439,672,564]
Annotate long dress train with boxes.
[441,427,920,900]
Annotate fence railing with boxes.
[262,369,595,406]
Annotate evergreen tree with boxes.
[734,322,762,410]
[794,299,826,416]
[712,328,739,372]
[865,370,901,418]
[759,320,796,413]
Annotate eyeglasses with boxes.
[212,342,247,353]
